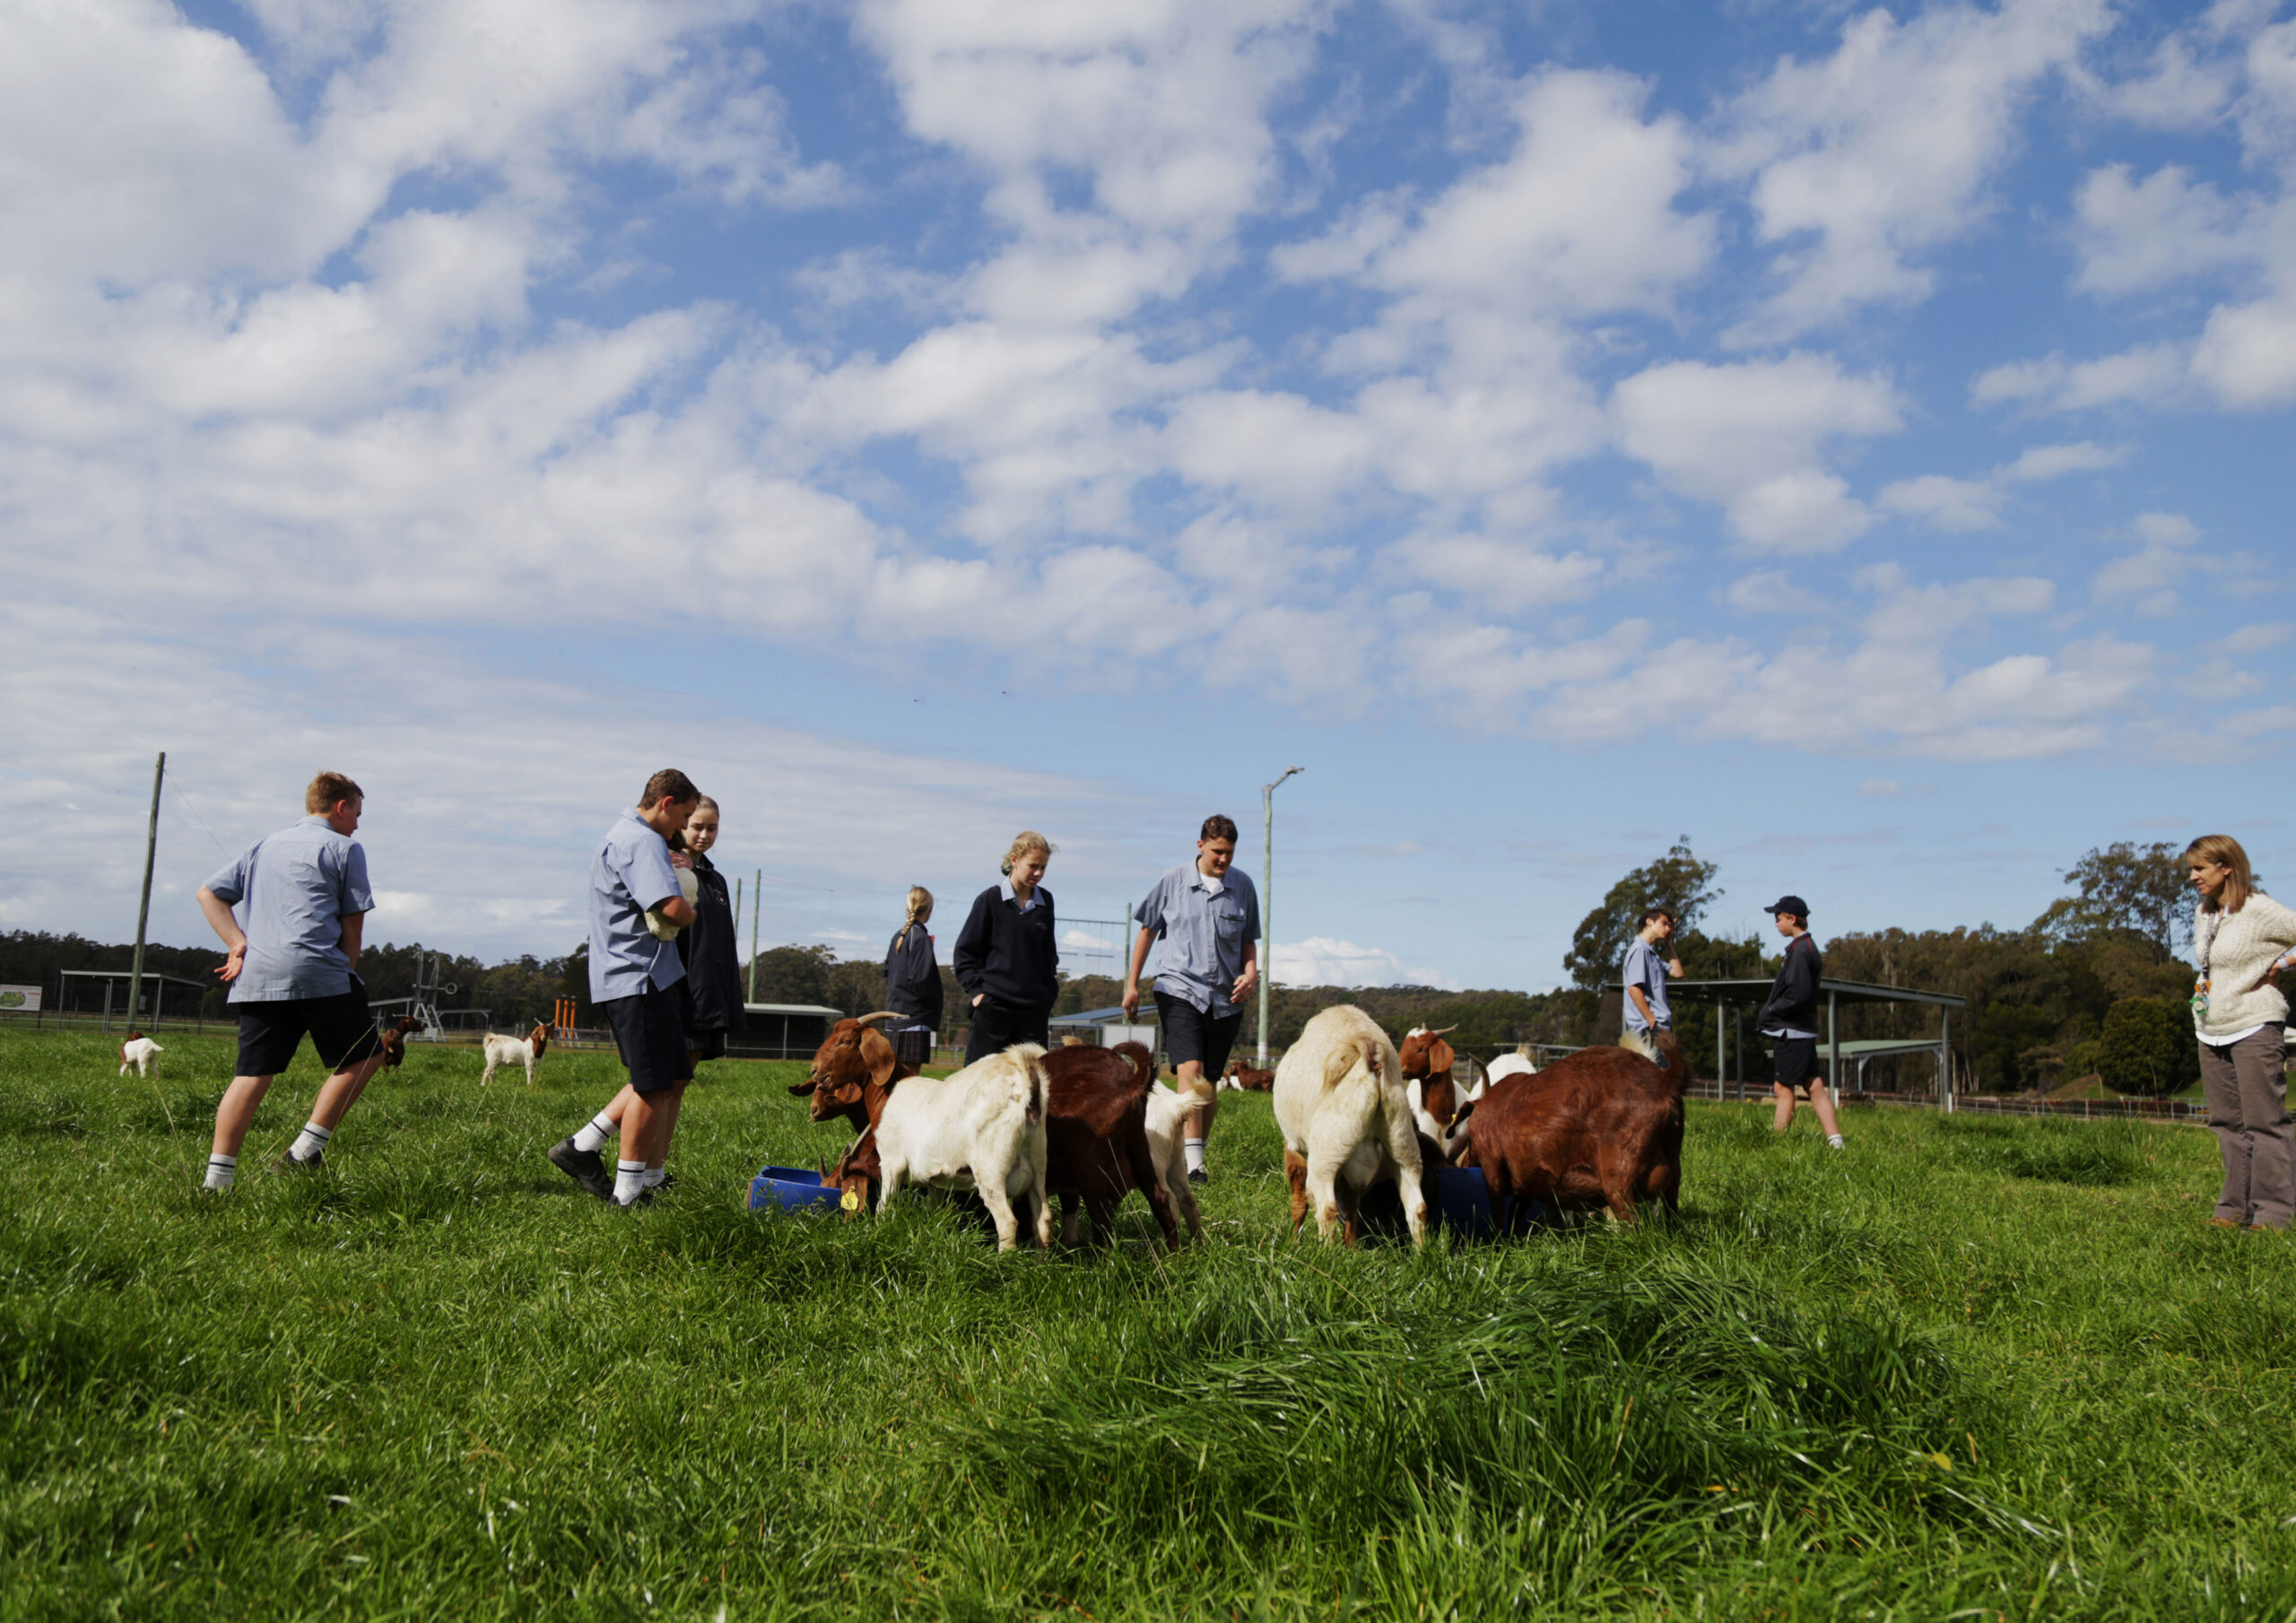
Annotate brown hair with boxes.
[896,885,934,948]
[999,831,1055,876]
[640,768,700,808]
[306,772,363,814]
[1200,814,1239,843]
[2185,833,2256,915]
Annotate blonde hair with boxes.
[2186,833,2256,915]
[693,795,719,814]
[999,830,1055,876]
[896,885,933,948]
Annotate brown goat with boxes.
[1039,1041,1179,1250]
[1466,1030,1686,1228]
[377,1016,422,1071]
[1220,1056,1274,1091]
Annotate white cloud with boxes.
[1879,439,2124,529]
[2193,293,2296,406]
[1714,0,2112,337]
[1270,937,1461,990]
[2095,510,2201,612]
[1970,343,2189,412]
[1859,777,1903,796]
[1390,534,1604,613]
[1723,569,1832,616]
[2072,163,2259,296]
[2226,621,2296,654]
[1611,353,1902,552]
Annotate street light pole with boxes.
[1257,765,1303,1064]
[126,751,165,1032]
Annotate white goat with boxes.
[874,1042,1053,1252]
[1273,1004,1427,1245]
[117,1035,164,1077]
[1142,1083,1207,1242]
[480,1023,551,1087]
[1406,1072,1484,1162]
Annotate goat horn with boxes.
[1429,1025,1457,1037]
[853,1011,900,1028]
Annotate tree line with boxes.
[2,836,2212,1095]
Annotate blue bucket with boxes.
[747,1165,847,1214]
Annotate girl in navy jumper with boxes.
[953,832,1059,1064]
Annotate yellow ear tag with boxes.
[840,1188,861,1211]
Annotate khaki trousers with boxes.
[2201,1025,2292,1229]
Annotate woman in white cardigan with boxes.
[2187,834,2296,1230]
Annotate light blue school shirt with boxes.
[1135,863,1260,1018]
[201,816,375,1002]
[1621,937,1672,1032]
[588,810,686,1002]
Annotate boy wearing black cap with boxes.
[1760,895,1844,1149]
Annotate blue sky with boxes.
[2,0,2291,994]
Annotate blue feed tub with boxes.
[748,1165,847,1214]
[1357,1165,1547,1242]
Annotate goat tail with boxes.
[1110,1039,1156,1094]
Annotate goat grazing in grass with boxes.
[1274,1004,1427,1247]
[118,1032,164,1077]
[1467,1028,1686,1228]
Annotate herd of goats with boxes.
[788,1004,1688,1250]
[113,1004,1689,1246]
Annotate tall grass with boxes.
[4,1028,2295,1620]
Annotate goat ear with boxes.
[860,1027,900,1090]
[787,1079,816,1097]
[1430,1037,1455,1076]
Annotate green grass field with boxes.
[4,1028,2294,1621]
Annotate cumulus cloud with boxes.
[1611,354,1902,552]
[1270,937,1462,990]
[1970,344,2190,412]
[1879,440,2123,530]
[1713,0,2112,338]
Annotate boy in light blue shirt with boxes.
[196,771,386,1189]
[1123,815,1261,1184]
[548,769,700,1206]
[1621,907,1682,1040]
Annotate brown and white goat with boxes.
[871,1045,1054,1251]
[480,1022,551,1086]
[117,1032,164,1077]
[1466,1029,1686,1228]
[794,1012,917,1211]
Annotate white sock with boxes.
[572,1112,618,1154]
[613,1159,648,1204]
[1184,1138,1206,1175]
[1827,1134,1846,1150]
[289,1122,333,1162]
[642,1166,666,1188]
[204,1153,238,1192]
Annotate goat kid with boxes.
[377,1016,422,1071]
[873,1044,1054,1252]
[480,1022,551,1087]
[1040,1041,1181,1249]
[117,1032,164,1077]
[1273,1004,1428,1246]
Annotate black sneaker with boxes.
[270,1150,323,1175]
[651,1172,678,1193]
[548,1138,614,1201]
[616,1187,657,1209]
[1187,1167,1208,1186]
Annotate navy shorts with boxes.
[1155,990,1242,1077]
[235,985,384,1078]
[1772,1036,1822,1091]
[601,983,696,1094]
